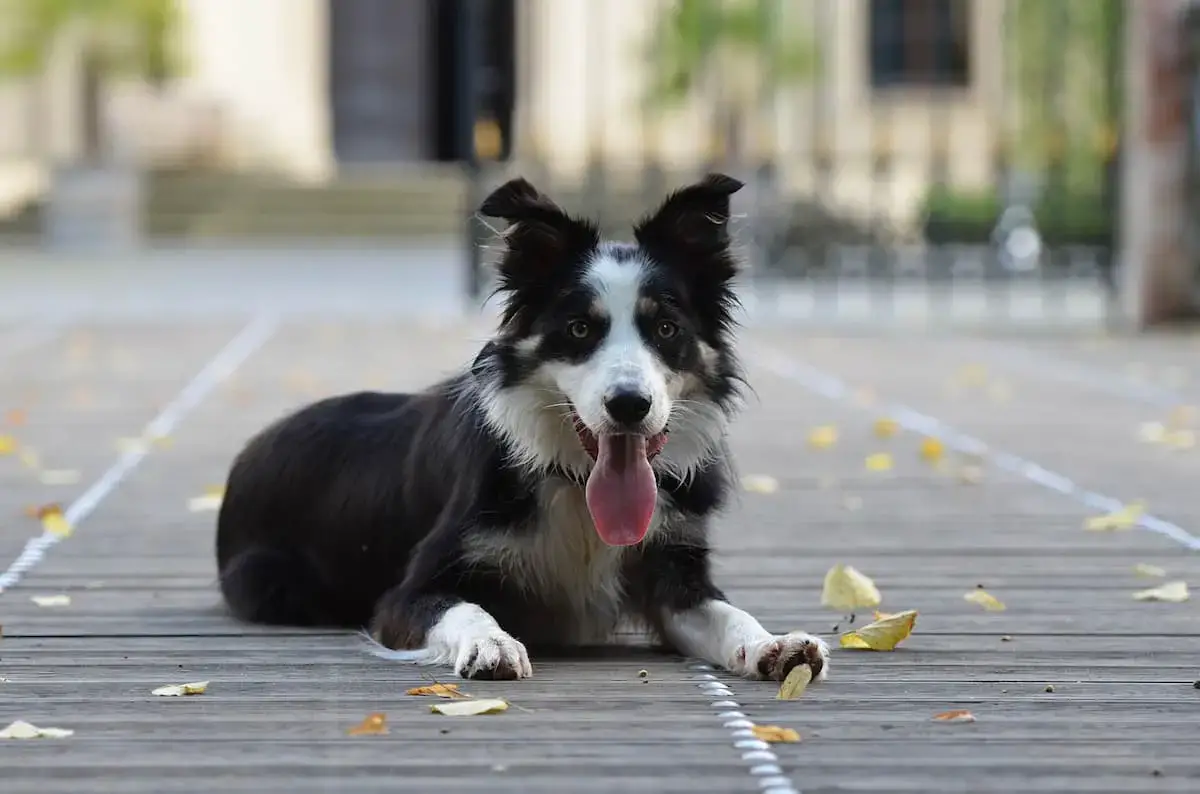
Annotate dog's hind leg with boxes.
[218,546,349,627]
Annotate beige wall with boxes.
[517,0,1005,231]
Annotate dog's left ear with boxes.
[479,177,598,281]
[634,173,744,252]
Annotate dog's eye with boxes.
[567,320,591,339]
[656,320,679,339]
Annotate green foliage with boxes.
[921,185,1113,246]
[1005,0,1123,188]
[642,0,817,110]
[0,0,186,81]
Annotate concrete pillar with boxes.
[1121,0,1200,328]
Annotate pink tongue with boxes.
[585,434,658,546]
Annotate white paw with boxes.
[453,630,533,680]
[737,631,830,682]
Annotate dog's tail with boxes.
[218,546,348,627]
[358,630,435,664]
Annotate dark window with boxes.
[868,0,970,88]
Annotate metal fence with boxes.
[467,0,1126,326]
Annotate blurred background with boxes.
[0,0,1196,330]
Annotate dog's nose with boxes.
[604,388,652,426]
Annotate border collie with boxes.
[215,174,830,683]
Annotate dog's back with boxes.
[216,386,459,627]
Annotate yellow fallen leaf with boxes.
[1163,429,1196,450]
[808,425,838,449]
[750,724,801,743]
[776,665,813,700]
[1132,581,1189,603]
[116,437,149,454]
[31,595,71,607]
[347,712,388,735]
[1085,501,1144,531]
[405,683,466,699]
[40,509,73,538]
[431,698,509,716]
[152,681,209,697]
[0,720,74,739]
[986,381,1012,403]
[1133,563,1167,578]
[1168,405,1196,428]
[873,418,899,438]
[932,709,976,723]
[958,463,984,484]
[963,589,1006,611]
[872,610,898,621]
[956,364,988,387]
[187,488,225,513]
[1138,422,1167,443]
[840,609,918,651]
[864,453,893,472]
[821,564,882,611]
[0,435,15,455]
[38,469,81,486]
[919,437,944,463]
[741,474,779,494]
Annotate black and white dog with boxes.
[215,174,830,683]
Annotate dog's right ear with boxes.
[479,178,597,280]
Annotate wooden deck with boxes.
[2,315,1199,793]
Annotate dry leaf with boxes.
[0,435,15,455]
[40,509,73,538]
[932,710,976,723]
[873,418,899,438]
[38,469,81,486]
[1168,405,1196,428]
[919,437,944,463]
[5,409,27,426]
[808,425,838,450]
[431,698,509,716]
[152,681,209,697]
[741,474,779,495]
[821,564,882,611]
[776,665,813,700]
[0,720,73,740]
[963,589,1006,612]
[1085,501,1144,531]
[405,683,466,699]
[347,712,388,735]
[750,724,801,743]
[865,453,893,472]
[1138,422,1167,443]
[840,609,918,651]
[1133,563,1167,578]
[1132,581,1189,603]
[31,595,71,608]
[1163,430,1196,450]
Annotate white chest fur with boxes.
[462,479,655,643]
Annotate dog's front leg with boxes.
[370,591,533,680]
[629,541,829,682]
[660,598,830,682]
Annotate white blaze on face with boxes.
[549,248,673,436]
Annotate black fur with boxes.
[216,175,752,679]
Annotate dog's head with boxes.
[471,175,745,543]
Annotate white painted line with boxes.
[752,349,1200,551]
[0,314,279,594]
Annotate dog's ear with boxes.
[634,173,744,253]
[479,178,597,279]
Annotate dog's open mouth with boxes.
[571,413,667,549]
